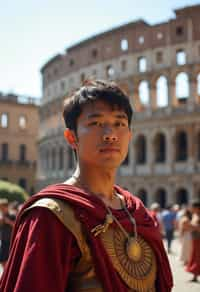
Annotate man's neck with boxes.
[66,164,121,207]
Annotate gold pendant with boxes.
[126,237,142,262]
[100,228,157,291]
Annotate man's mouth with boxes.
[99,147,120,153]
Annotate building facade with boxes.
[0,93,39,194]
[38,4,200,207]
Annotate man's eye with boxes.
[89,121,102,126]
[115,121,126,127]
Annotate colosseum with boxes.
[37,4,200,208]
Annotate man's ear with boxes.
[64,128,77,149]
[128,130,133,141]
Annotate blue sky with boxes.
[0,0,199,98]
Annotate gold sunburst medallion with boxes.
[100,228,156,291]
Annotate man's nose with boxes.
[102,127,118,142]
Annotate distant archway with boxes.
[176,188,188,205]
[137,189,147,206]
[135,135,147,164]
[138,81,150,105]
[155,188,167,208]
[153,133,166,163]
[156,76,168,107]
[175,131,188,161]
[175,72,189,103]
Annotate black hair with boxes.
[63,79,133,133]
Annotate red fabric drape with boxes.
[1,184,173,291]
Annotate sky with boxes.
[0,0,200,98]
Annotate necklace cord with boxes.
[106,193,138,240]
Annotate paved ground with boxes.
[0,238,199,291]
[165,238,200,292]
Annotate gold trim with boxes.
[23,198,91,260]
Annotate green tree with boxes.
[0,180,29,203]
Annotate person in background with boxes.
[161,205,177,253]
[149,202,164,235]
[0,199,15,271]
[186,200,200,282]
[178,208,192,265]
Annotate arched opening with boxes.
[1,143,9,161]
[138,81,150,105]
[175,131,188,161]
[19,178,27,190]
[176,188,188,205]
[137,189,147,206]
[137,57,147,73]
[156,76,168,107]
[135,135,147,164]
[155,188,166,208]
[176,50,186,66]
[175,72,189,104]
[154,133,166,163]
[19,144,26,162]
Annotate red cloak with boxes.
[0,184,173,291]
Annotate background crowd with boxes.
[149,200,200,282]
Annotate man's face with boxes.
[75,100,132,169]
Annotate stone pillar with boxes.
[166,128,176,173]
[167,79,177,109]
[147,132,154,174]
[149,83,157,111]
[188,73,197,111]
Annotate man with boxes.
[0,80,173,291]
[0,198,15,272]
[161,205,177,253]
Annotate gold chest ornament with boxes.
[91,196,157,292]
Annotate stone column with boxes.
[167,79,177,109]
[147,132,154,175]
[149,83,157,111]
[188,73,197,111]
[166,127,176,173]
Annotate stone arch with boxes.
[138,80,150,105]
[153,132,166,163]
[154,188,167,208]
[175,188,189,205]
[175,72,189,103]
[156,76,168,107]
[137,189,148,206]
[135,134,147,164]
[175,130,188,161]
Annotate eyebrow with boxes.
[87,113,128,120]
